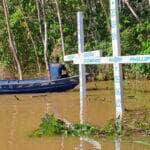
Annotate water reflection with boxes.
[43,95,51,113]
[115,138,121,150]
[78,137,84,150]
[74,137,122,150]
[60,135,65,150]
[75,137,101,150]
[8,103,17,148]
[82,137,102,150]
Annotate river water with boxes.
[0,81,149,150]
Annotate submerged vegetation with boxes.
[123,108,150,137]
[30,113,115,137]
[31,109,150,138]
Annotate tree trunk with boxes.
[54,0,65,56]
[26,25,42,73]
[35,0,44,44]
[19,4,41,73]
[99,0,110,32]
[124,0,139,20]
[2,0,23,80]
[41,0,50,80]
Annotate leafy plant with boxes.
[31,114,67,137]
[30,114,116,137]
[30,111,150,138]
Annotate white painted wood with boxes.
[64,9,150,132]
[64,50,101,61]
[77,12,86,124]
[73,55,150,64]
[110,0,123,129]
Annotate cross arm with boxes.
[73,55,150,64]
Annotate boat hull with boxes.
[0,76,79,94]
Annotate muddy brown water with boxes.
[0,80,150,150]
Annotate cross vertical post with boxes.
[77,12,86,124]
[110,0,123,131]
[64,9,150,134]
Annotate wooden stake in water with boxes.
[77,12,86,124]
[110,0,123,131]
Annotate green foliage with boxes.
[31,111,150,138]
[10,8,23,27]
[121,17,150,78]
[31,114,67,137]
[0,0,149,78]
[100,122,116,136]
[67,123,99,136]
[30,114,116,137]
[123,108,150,137]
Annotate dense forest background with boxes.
[0,0,149,80]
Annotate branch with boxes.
[35,0,44,44]
[124,0,139,20]
[18,2,41,73]
[99,0,111,32]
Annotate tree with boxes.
[36,0,50,79]
[54,0,65,56]
[18,2,41,73]
[2,0,23,79]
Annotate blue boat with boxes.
[0,76,79,94]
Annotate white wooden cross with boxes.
[64,0,150,130]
